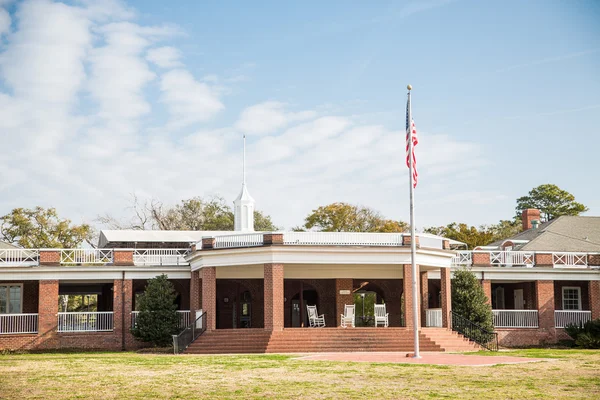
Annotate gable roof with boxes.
[0,241,19,250]
[495,216,600,252]
[98,230,232,248]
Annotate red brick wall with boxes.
[216,279,264,329]
[535,280,556,343]
[201,267,217,331]
[190,270,201,321]
[420,272,428,324]
[589,254,600,267]
[37,280,59,349]
[554,281,589,310]
[497,328,557,347]
[472,252,491,266]
[522,209,540,231]
[283,279,336,327]
[113,250,133,266]
[481,280,492,305]
[534,253,553,267]
[402,236,420,246]
[335,279,353,326]
[440,268,451,328]
[402,264,420,329]
[264,263,284,331]
[21,280,39,313]
[590,281,600,320]
[39,250,60,265]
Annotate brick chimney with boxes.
[522,209,541,231]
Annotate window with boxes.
[0,284,22,314]
[562,287,581,310]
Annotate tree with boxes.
[131,274,180,347]
[425,219,522,249]
[303,202,408,232]
[98,195,278,231]
[0,207,91,248]
[452,267,494,332]
[516,184,588,221]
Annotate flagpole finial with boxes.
[407,84,412,91]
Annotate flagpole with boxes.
[407,84,421,358]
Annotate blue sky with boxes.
[0,0,598,230]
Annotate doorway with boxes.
[514,289,524,309]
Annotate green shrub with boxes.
[451,267,494,332]
[564,319,600,349]
[131,274,180,347]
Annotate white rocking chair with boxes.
[307,305,326,327]
[374,303,389,327]
[340,304,355,328]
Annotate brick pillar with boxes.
[420,272,428,325]
[481,280,492,305]
[113,279,133,350]
[472,252,491,266]
[440,268,452,328]
[201,267,217,331]
[39,250,60,265]
[114,250,134,266]
[403,264,420,329]
[190,270,201,322]
[536,280,556,340]
[37,280,59,349]
[264,263,284,331]
[589,281,600,320]
[335,279,354,327]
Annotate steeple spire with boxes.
[234,133,255,231]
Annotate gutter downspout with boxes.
[122,270,126,351]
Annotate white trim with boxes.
[0,267,191,281]
[562,286,582,310]
[0,283,23,314]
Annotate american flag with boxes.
[406,96,418,188]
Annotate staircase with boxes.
[185,327,480,354]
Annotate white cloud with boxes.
[236,101,316,135]
[0,7,10,36]
[146,46,182,68]
[159,69,224,128]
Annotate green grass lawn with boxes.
[0,349,599,399]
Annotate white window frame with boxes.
[562,286,582,311]
[0,283,24,314]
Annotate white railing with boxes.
[451,251,472,266]
[60,249,113,265]
[493,310,538,328]
[426,308,442,327]
[213,233,264,249]
[490,251,535,267]
[418,236,443,249]
[283,232,404,246]
[0,313,38,334]
[552,253,588,268]
[57,312,113,332]
[0,249,39,267]
[133,249,189,266]
[131,310,190,329]
[555,310,592,328]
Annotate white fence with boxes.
[133,249,189,266]
[555,310,592,328]
[131,310,191,329]
[57,312,113,332]
[490,251,535,267]
[213,234,264,249]
[493,310,538,328]
[426,308,442,327]
[0,249,39,267]
[451,251,472,266]
[60,249,113,265]
[552,253,588,268]
[0,313,38,334]
[283,232,404,246]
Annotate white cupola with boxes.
[234,134,255,231]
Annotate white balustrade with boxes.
[0,313,38,334]
[490,251,535,267]
[555,310,592,328]
[213,233,264,249]
[283,232,404,246]
[451,251,472,266]
[131,310,190,329]
[418,236,443,249]
[552,253,588,268]
[60,249,113,265]
[57,312,113,332]
[0,249,39,267]
[426,308,442,327]
[133,249,189,266]
[493,310,538,328]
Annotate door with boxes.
[514,289,524,309]
[494,287,505,309]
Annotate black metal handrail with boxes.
[451,311,498,351]
[172,311,206,354]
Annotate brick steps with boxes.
[185,327,480,354]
